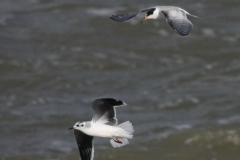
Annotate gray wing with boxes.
[110,12,140,22]
[91,98,126,125]
[109,8,154,22]
[74,130,94,160]
[161,10,193,36]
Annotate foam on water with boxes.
[202,28,216,37]
[218,116,240,125]
[158,97,199,109]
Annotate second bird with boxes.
[110,6,203,36]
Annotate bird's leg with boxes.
[113,136,122,144]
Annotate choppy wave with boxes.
[1,0,240,159]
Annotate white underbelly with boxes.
[83,124,122,138]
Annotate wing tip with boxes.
[109,12,139,22]
[92,98,127,107]
[170,18,194,36]
[109,15,123,22]
[175,30,191,36]
[122,101,127,106]
[118,100,127,107]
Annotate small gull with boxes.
[69,98,134,160]
[110,6,203,36]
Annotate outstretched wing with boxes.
[91,98,127,125]
[74,130,94,160]
[161,10,193,36]
[109,8,154,22]
[110,12,140,22]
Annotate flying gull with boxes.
[110,6,203,36]
[69,98,134,160]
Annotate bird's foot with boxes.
[113,136,122,144]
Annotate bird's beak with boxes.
[141,16,148,23]
[68,127,74,130]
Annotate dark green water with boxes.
[1,0,240,160]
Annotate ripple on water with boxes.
[158,97,200,109]
[86,7,125,17]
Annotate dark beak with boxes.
[68,127,74,130]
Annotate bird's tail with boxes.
[180,8,204,19]
[117,121,134,138]
[186,12,205,19]
[109,121,134,148]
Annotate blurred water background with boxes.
[1,0,240,160]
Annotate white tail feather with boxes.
[118,121,134,138]
[180,8,204,19]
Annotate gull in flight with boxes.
[69,98,134,160]
[110,6,203,36]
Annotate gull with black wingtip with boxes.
[69,98,134,160]
[110,6,203,36]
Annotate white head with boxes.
[69,121,88,131]
[142,7,160,22]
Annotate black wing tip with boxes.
[176,31,189,36]
[80,148,93,160]
[109,12,139,22]
[178,26,193,36]
[73,130,94,160]
[93,98,126,107]
[109,15,124,22]
[174,28,191,36]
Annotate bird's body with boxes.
[110,6,203,36]
[78,121,133,139]
[69,98,134,160]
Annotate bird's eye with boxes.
[76,125,79,127]
[81,124,84,127]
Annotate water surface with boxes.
[1,0,240,160]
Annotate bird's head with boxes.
[142,8,159,22]
[68,122,86,130]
